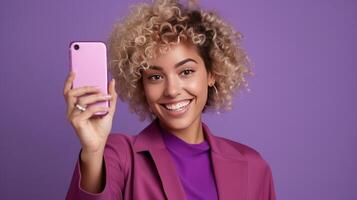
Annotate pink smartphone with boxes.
[69,41,109,115]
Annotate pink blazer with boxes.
[66,120,276,200]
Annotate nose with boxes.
[164,75,181,98]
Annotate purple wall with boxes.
[1,0,356,199]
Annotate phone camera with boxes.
[74,44,80,50]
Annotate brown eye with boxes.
[148,74,162,81]
[181,69,194,76]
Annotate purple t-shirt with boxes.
[161,129,218,200]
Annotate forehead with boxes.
[146,42,203,68]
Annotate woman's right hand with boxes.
[63,71,118,156]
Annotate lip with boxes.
[159,99,193,105]
[159,99,193,117]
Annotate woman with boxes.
[65,0,276,199]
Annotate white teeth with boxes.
[164,100,190,111]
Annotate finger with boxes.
[63,71,75,97]
[68,86,101,99]
[75,106,110,121]
[67,94,79,119]
[70,92,111,119]
[64,72,77,119]
[66,86,101,116]
[70,102,84,118]
[69,106,109,131]
[107,79,118,117]
[76,93,112,108]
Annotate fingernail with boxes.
[104,95,112,98]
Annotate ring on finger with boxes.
[75,103,87,112]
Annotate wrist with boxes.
[80,147,104,163]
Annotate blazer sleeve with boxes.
[261,165,277,200]
[65,135,129,200]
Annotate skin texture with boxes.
[63,74,118,193]
[142,43,215,144]
[63,42,214,193]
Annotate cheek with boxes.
[185,76,209,99]
[143,83,162,105]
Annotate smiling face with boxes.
[142,43,215,136]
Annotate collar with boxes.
[133,119,246,160]
[132,119,248,200]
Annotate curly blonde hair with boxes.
[108,0,252,121]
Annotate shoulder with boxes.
[107,133,134,144]
[105,133,136,153]
[102,133,137,164]
[212,135,271,169]
[211,135,276,197]
[102,133,137,174]
[214,136,261,155]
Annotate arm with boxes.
[261,165,277,200]
[79,149,106,193]
[63,73,123,199]
[65,136,128,200]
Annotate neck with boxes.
[158,117,204,144]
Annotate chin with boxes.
[154,100,202,133]
[158,116,195,132]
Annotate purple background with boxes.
[1,0,356,199]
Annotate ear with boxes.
[207,71,215,86]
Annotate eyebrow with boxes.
[148,58,197,71]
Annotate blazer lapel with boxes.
[150,148,186,200]
[133,120,186,200]
[133,120,248,200]
[203,123,248,200]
